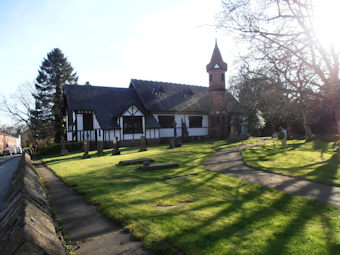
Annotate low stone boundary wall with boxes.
[0,154,66,255]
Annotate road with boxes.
[0,155,21,212]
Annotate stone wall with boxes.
[0,154,66,255]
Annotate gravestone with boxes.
[97,141,103,155]
[141,162,179,170]
[181,119,189,142]
[240,121,249,140]
[228,115,239,142]
[83,141,91,158]
[168,138,175,149]
[112,137,120,155]
[278,127,287,149]
[140,135,147,151]
[173,119,182,147]
[118,158,154,165]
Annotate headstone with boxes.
[181,119,189,142]
[174,137,182,147]
[97,141,103,155]
[173,119,177,137]
[83,141,91,158]
[112,137,120,155]
[240,121,249,140]
[172,119,182,147]
[228,115,239,142]
[60,135,69,156]
[118,158,154,165]
[278,127,287,149]
[140,135,147,151]
[168,138,175,149]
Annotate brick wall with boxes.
[0,134,20,150]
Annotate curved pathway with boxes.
[205,143,340,207]
[35,161,153,255]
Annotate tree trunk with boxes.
[60,128,69,156]
[335,109,340,157]
[301,108,312,141]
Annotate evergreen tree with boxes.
[31,48,78,143]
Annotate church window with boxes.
[83,112,93,130]
[209,74,212,82]
[158,115,174,128]
[221,73,225,81]
[123,116,143,134]
[189,116,202,128]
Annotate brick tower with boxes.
[207,40,229,139]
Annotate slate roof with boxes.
[130,79,210,113]
[64,80,240,130]
[130,79,240,113]
[64,85,146,129]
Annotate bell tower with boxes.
[206,40,229,139]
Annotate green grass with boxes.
[243,139,340,185]
[41,139,340,254]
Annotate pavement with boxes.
[0,155,21,212]
[35,161,154,255]
[205,143,340,207]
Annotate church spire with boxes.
[206,40,228,72]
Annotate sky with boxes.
[1,0,337,126]
[0,0,237,101]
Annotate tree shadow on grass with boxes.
[302,154,340,184]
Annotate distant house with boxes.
[0,134,21,150]
[63,42,240,146]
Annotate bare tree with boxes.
[219,0,340,148]
[0,82,37,145]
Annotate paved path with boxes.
[35,161,153,255]
[0,155,21,212]
[205,143,340,207]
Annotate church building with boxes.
[63,42,240,146]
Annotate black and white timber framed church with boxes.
[63,42,241,146]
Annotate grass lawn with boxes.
[41,139,340,254]
[243,139,340,185]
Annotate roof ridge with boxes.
[131,78,207,88]
[65,84,129,90]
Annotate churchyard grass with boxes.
[41,139,340,254]
[243,139,340,185]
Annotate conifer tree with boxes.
[31,48,78,143]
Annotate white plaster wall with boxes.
[93,114,101,129]
[123,133,142,140]
[155,113,208,138]
[66,113,69,131]
[146,129,159,139]
[187,127,208,136]
[122,105,144,116]
[67,132,72,141]
[159,128,174,137]
[202,115,208,127]
[77,114,83,130]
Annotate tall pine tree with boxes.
[31,48,78,143]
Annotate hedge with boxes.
[38,142,83,156]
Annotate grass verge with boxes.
[243,139,340,185]
[41,139,340,254]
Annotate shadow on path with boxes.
[35,161,153,255]
[205,143,340,207]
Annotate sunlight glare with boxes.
[313,0,340,50]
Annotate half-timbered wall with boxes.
[154,113,208,138]
[121,105,145,141]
